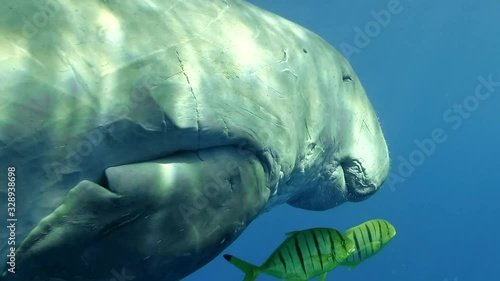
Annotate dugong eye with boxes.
[342,74,353,82]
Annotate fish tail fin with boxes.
[223,254,260,281]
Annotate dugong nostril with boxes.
[340,158,377,202]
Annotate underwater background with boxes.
[185,0,500,280]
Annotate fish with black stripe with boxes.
[223,227,355,281]
[341,219,396,269]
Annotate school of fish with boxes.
[223,219,396,281]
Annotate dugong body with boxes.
[0,0,390,280]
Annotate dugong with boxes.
[0,0,390,280]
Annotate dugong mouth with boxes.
[340,157,379,202]
[286,155,386,211]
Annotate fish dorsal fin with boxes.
[285,231,299,237]
[344,227,357,235]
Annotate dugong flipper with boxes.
[5,148,269,280]
[0,0,389,280]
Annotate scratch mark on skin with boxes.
[178,2,230,55]
[161,112,168,145]
[163,0,183,14]
[281,68,298,77]
[362,119,371,135]
[238,106,265,121]
[251,74,287,99]
[12,43,45,69]
[198,0,230,34]
[176,50,200,148]
[252,27,261,40]
[304,119,311,140]
[102,211,145,236]
[132,0,231,61]
[279,48,298,78]
[222,118,229,137]
[56,49,91,95]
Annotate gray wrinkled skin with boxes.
[0,0,390,280]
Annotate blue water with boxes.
[186,0,500,280]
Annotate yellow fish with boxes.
[223,227,355,281]
[341,219,396,269]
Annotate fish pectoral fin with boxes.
[318,272,327,281]
[311,254,333,264]
[369,241,382,249]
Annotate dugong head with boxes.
[287,55,390,211]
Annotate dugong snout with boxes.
[342,96,391,203]
[341,153,389,202]
[287,132,389,211]
[287,62,390,211]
